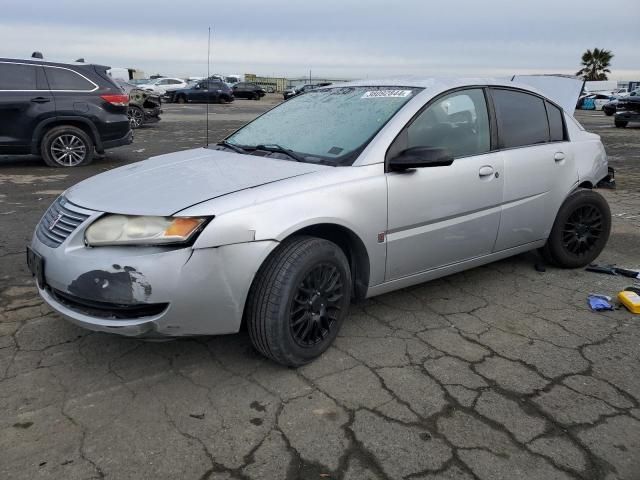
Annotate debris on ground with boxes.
[586,264,640,278]
[587,294,614,311]
[618,290,640,314]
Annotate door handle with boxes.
[479,166,494,177]
[554,152,566,162]
[30,97,51,103]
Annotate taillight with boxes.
[100,94,129,106]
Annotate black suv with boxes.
[232,82,266,100]
[169,80,234,104]
[0,58,132,167]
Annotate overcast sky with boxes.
[2,0,638,80]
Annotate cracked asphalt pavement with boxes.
[1,101,639,480]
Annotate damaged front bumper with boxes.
[29,218,277,337]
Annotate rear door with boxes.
[208,81,225,102]
[490,88,577,251]
[385,88,504,280]
[234,82,248,98]
[190,82,207,102]
[43,65,99,119]
[0,61,53,151]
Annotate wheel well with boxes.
[38,121,96,150]
[578,181,593,189]
[289,224,371,301]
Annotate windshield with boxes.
[225,86,421,164]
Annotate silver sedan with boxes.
[28,77,612,366]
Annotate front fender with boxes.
[185,164,388,286]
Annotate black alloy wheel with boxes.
[561,205,603,256]
[246,236,352,366]
[542,189,611,268]
[290,263,344,347]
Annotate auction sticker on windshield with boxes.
[361,90,413,98]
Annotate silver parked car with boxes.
[27,77,611,366]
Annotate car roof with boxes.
[0,57,109,71]
[320,76,541,92]
[315,76,583,113]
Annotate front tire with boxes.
[615,120,628,128]
[542,189,611,268]
[246,236,351,367]
[41,125,94,167]
[176,95,186,104]
[128,106,144,129]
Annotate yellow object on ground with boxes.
[618,290,640,314]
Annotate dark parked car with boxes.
[114,79,162,129]
[602,98,618,116]
[232,82,265,100]
[614,95,640,128]
[0,57,132,167]
[169,80,234,104]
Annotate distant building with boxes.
[244,74,288,92]
[617,80,640,91]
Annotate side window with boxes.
[169,79,182,85]
[45,67,95,91]
[406,88,490,158]
[491,89,549,148]
[546,101,565,142]
[0,63,39,90]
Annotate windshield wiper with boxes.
[253,144,305,162]
[216,140,246,154]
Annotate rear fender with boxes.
[31,116,101,154]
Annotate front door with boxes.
[385,88,504,280]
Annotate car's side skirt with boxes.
[365,239,546,298]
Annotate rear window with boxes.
[491,89,549,148]
[546,101,565,142]
[0,62,39,90]
[45,67,95,91]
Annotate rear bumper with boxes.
[597,166,616,189]
[100,129,133,152]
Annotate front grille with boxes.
[36,196,91,247]
[49,287,168,319]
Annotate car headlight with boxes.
[85,215,208,246]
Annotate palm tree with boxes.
[576,48,614,81]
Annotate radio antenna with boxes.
[206,26,211,146]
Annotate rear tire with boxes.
[615,120,627,128]
[542,189,611,268]
[41,125,94,168]
[246,236,351,367]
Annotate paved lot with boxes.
[1,102,639,480]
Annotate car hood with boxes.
[65,148,329,216]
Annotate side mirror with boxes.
[389,146,454,171]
